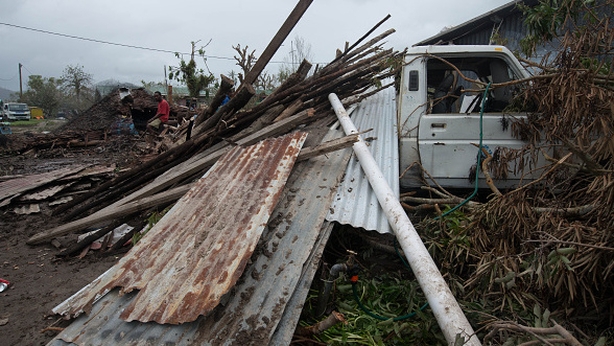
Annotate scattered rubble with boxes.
[0,4,400,345]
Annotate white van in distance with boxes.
[2,102,31,121]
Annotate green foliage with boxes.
[423,208,473,279]
[309,272,443,345]
[22,75,61,117]
[8,119,43,127]
[21,64,95,116]
[276,66,292,85]
[132,207,170,245]
[169,41,215,98]
[140,80,165,89]
[518,0,583,57]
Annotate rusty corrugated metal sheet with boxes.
[48,124,354,346]
[53,132,307,325]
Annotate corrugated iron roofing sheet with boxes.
[48,125,353,346]
[326,85,399,234]
[53,132,307,325]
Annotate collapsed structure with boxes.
[4,1,445,345]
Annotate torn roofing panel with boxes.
[191,127,353,345]
[48,125,354,346]
[326,85,399,234]
[53,132,307,325]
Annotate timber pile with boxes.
[27,24,402,245]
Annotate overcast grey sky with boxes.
[0,0,512,92]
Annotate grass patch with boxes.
[8,119,43,127]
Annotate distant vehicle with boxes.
[2,102,31,121]
[29,106,44,119]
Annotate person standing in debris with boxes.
[147,91,170,134]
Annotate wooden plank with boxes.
[194,74,235,127]
[0,165,87,207]
[242,0,313,86]
[27,125,353,246]
[26,184,193,245]
[29,111,314,245]
[297,134,359,161]
[104,109,315,210]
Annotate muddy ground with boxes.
[0,215,120,346]
[0,126,149,346]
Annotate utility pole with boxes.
[18,63,23,100]
[164,65,169,92]
[291,40,295,70]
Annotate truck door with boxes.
[417,56,534,189]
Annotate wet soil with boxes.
[0,130,148,346]
[0,214,119,346]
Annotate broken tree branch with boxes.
[295,311,346,336]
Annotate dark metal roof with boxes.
[415,0,538,46]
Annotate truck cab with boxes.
[397,45,540,189]
[3,102,31,121]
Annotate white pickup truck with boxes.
[2,102,31,121]
[397,45,541,189]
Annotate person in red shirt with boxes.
[147,91,170,134]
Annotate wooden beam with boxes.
[241,0,313,86]
[194,74,235,127]
[27,184,193,245]
[28,109,317,245]
[297,134,359,161]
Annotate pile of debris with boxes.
[31,25,401,243]
[57,88,190,134]
[0,165,119,215]
[3,2,406,344]
[0,88,191,154]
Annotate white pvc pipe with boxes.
[329,93,480,346]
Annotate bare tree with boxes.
[60,64,94,111]
[232,44,257,84]
[277,36,313,84]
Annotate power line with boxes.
[0,22,196,55]
[0,22,237,62]
[0,73,17,82]
[0,22,312,66]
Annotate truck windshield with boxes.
[427,56,518,114]
[8,104,28,111]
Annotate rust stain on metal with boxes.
[53,132,307,324]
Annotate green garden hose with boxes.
[436,82,492,220]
